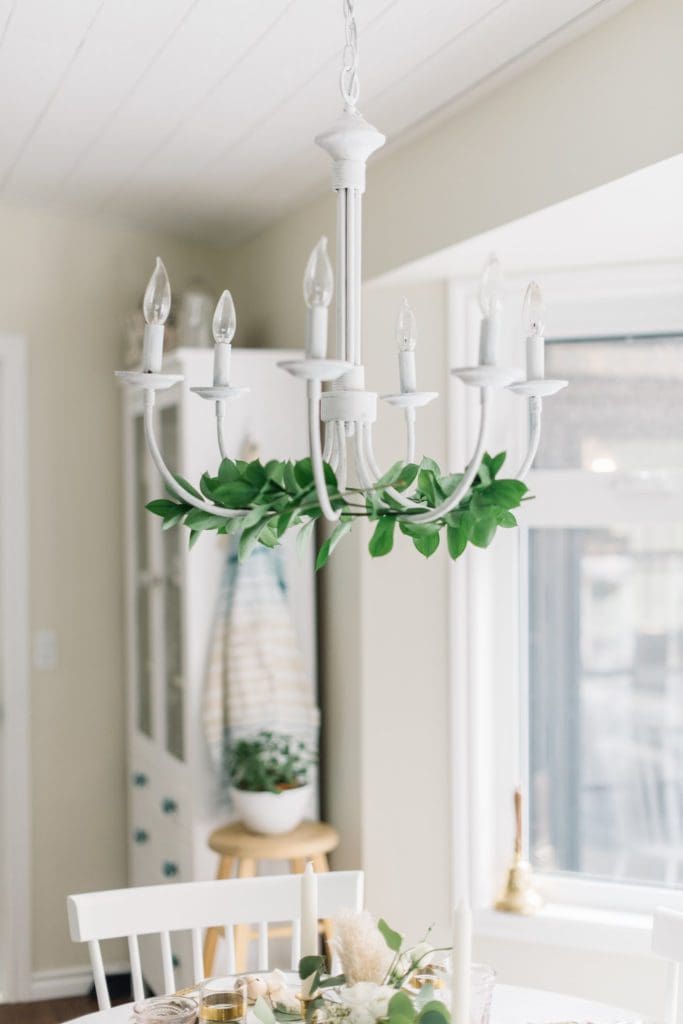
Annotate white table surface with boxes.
[65,983,640,1024]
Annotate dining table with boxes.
[65,983,640,1023]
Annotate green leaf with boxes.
[276,505,300,537]
[483,451,506,478]
[496,509,517,528]
[420,456,441,475]
[387,992,413,1018]
[439,472,464,497]
[240,506,270,530]
[298,955,324,981]
[188,529,201,549]
[470,510,498,548]
[265,460,286,487]
[369,517,396,558]
[316,520,352,570]
[446,524,467,559]
[199,472,218,500]
[417,469,439,507]
[238,519,268,560]
[283,461,299,493]
[323,461,338,488]
[184,508,227,531]
[374,461,407,489]
[419,1009,450,1024]
[253,997,277,1024]
[393,462,420,492]
[214,481,258,508]
[477,462,492,486]
[162,509,185,530]
[147,499,180,519]
[296,519,317,558]
[413,530,440,557]
[218,459,240,485]
[317,973,346,989]
[377,917,404,952]
[244,459,267,487]
[399,520,439,539]
[482,479,527,508]
[259,523,280,548]
[172,474,201,499]
[294,458,314,488]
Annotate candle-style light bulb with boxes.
[477,254,503,366]
[212,289,236,386]
[522,281,545,338]
[478,254,503,318]
[522,281,546,380]
[396,297,417,352]
[303,236,334,309]
[141,257,171,372]
[213,289,236,344]
[396,298,417,392]
[303,237,333,359]
[143,257,171,326]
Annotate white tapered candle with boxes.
[300,862,318,996]
[451,900,472,1024]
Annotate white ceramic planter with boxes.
[230,784,312,835]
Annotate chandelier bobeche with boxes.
[116,0,567,567]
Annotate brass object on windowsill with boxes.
[494,787,544,915]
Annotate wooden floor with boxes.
[0,995,98,1022]
[0,993,129,1023]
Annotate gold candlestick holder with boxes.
[494,787,544,915]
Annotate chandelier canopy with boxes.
[117,0,567,567]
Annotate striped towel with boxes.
[203,543,319,797]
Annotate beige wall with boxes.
[0,202,224,974]
[222,0,683,350]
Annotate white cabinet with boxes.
[122,348,317,991]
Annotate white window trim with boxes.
[448,262,683,955]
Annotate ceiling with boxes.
[0,0,628,246]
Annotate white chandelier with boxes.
[116,1,567,552]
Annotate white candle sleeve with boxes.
[213,342,232,387]
[142,323,164,373]
[305,306,328,359]
[451,901,472,1024]
[399,350,417,392]
[526,333,545,380]
[300,862,319,996]
[478,308,500,366]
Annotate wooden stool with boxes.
[203,820,340,976]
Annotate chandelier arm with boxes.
[346,190,357,365]
[216,399,229,461]
[516,395,542,480]
[406,388,491,525]
[405,407,416,464]
[143,391,242,519]
[336,420,349,492]
[362,423,413,509]
[308,380,341,522]
[323,421,335,463]
[353,421,375,490]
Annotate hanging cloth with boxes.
[202,543,319,794]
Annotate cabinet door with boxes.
[160,405,186,762]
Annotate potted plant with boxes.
[228,730,316,835]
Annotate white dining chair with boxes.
[68,869,363,1011]
[651,906,683,1024]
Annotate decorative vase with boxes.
[230,784,312,835]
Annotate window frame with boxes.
[448,262,683,947]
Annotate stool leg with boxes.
[203,855,234,977]
[291,858,307,873]
[312,855,333,966]
[234,859,256,972]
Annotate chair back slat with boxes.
[68,870,363,1010]
[290,918,301,971]
[88,939,110,1011]
[160,930,175,994]
[191,927,204,984]
[128,934,145,1003]
[225,923,236,974]
[652,907,683,1024]
[258,921,268,971]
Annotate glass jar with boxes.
[198,977,248,1022]
[470,963,496,1024]
[131,995,198,1022]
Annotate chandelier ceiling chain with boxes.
[340,0,360,110]
[116,0,569,564]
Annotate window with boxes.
[449,265,683,925]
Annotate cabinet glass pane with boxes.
[529,524,683,886]
[536,335,683,472]
[134,415,152,737]
[161,406,184,761]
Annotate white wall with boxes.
[0,201,225,978]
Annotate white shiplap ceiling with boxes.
[0,0,628,245]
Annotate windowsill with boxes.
[475,904,652,956]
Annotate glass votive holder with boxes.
[470,963,496,1024]
[199,978,248,1023]
[131,994,199,1023]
